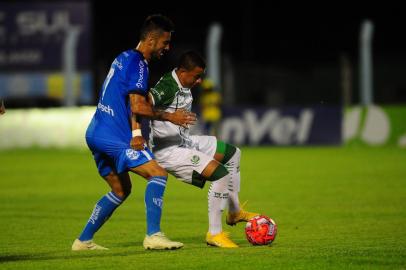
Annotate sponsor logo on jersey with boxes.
[126,149,140,160]
[136,61,145,88]
[98,102,115,116]
[191,155,200,165]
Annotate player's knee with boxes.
[122,185,132,199]
[208,163,229,182]
[222,143,238,164]
[147,166,168,178]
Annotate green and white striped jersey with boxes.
[149,69,194,150]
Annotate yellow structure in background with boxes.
[200,79,222,136]
[47,73,80,99]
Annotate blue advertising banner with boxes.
[218,106,342,145]
[0,2,91,71]
[0,2,93,104]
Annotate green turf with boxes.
[0,147,405,269]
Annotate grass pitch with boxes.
[0,147,405,269]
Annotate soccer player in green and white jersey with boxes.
[147,51,259,248]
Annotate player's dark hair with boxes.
[139,14,174,40]
[178,50,206,71]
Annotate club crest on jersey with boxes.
[191,155,200,165]
[126,149,140,160]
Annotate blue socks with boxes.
[145,176,167,235]
[78,176,166,240]
[79,191,123,241]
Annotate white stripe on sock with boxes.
[108,192,123,203]
[106,193,121,205]
[148,180,166,188]
[150,177,166,185]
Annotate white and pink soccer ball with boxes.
[245,215,277,245]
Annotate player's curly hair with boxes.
[139,14,174,40]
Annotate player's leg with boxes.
[72,157,130,251]
[76,171,130,240]
[201,160,238,248]
[214,141,259,225]
[156,145,237,248]
[130,159,167,236]
[200,159,229,234]
[213,141,240,213]
[128,154,183,250]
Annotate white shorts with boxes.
[154,135,217,187]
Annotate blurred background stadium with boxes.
[1,0,405,148]
[1,1,405,269]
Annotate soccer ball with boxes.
[245,215,277,245]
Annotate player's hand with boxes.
[169,109,196,128]
[131,136,146,150]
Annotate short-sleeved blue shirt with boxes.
[87,49,149,142]
[85,49,154,176]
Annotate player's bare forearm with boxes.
[130,93,165,119]
[131,113,142,131]
[130,113,145,150]
[129,93,196,127]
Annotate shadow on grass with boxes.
[117,235,207,248]
[0,236,273,264]
[0,240,197,263]
[0,250,143,263]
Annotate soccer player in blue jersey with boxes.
[72,15,196,251]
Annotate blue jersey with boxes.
[86,49,149,142]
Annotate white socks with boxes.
[226,148,241,213]
[207,147,242,235]
[208,174,229,235]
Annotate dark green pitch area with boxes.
[1,147,405,269]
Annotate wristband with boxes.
[132,129,142,137]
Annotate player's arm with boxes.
[129,94,146,150]
[129,93,196,127]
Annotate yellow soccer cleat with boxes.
[143,232,184,250]
[206,231,239,248]
[71,239,109,251]
[226,201,260,226]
